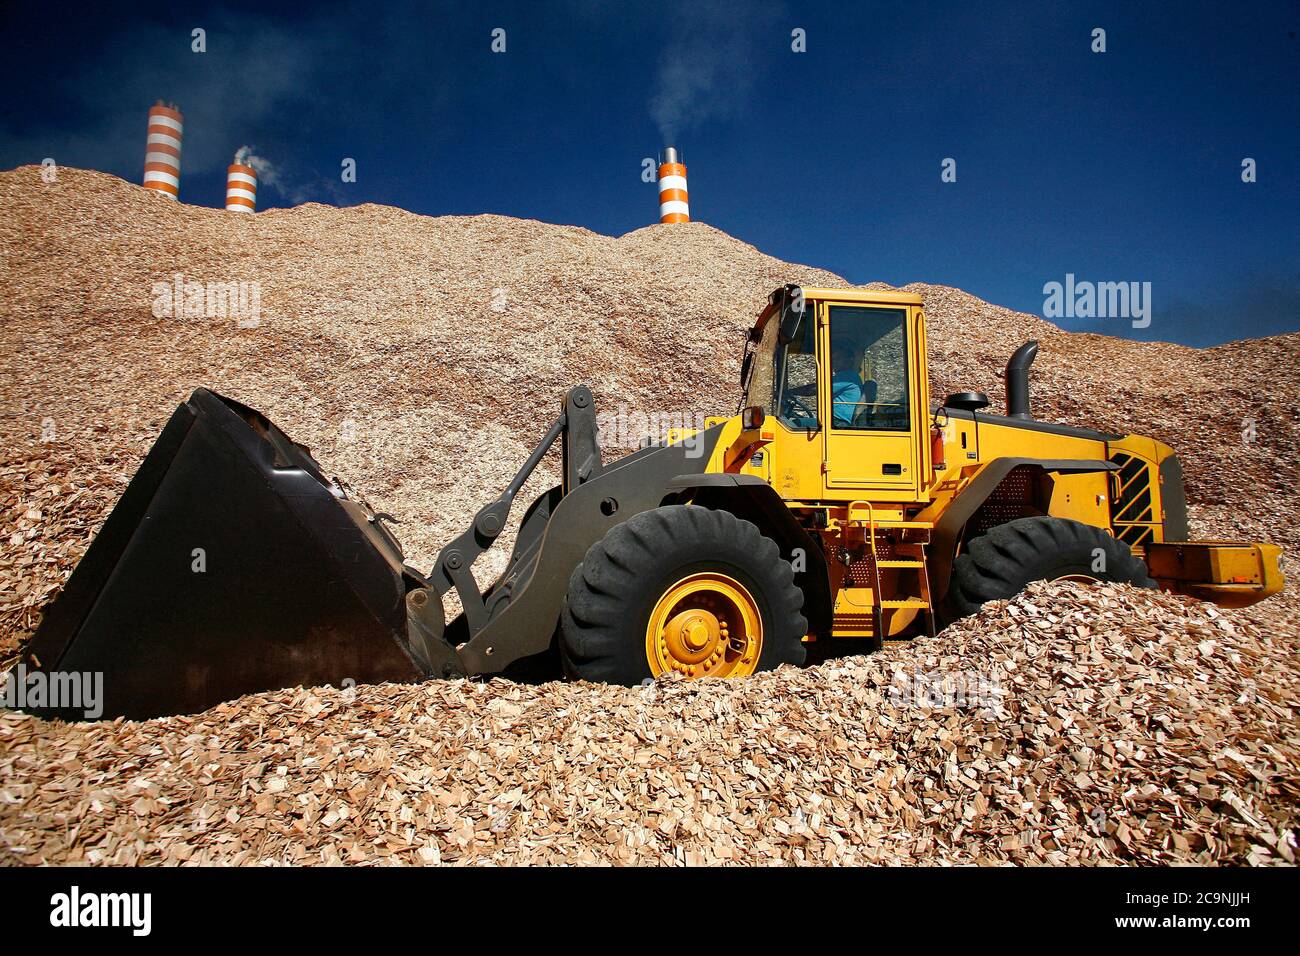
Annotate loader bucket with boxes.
[17,389,436,721]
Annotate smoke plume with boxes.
[233,146,280,189]
[648,0,781,143]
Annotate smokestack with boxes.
[143,101,183,199]
[1004,340,1039,419]
[657,147,689,223]
[225,162,257,213]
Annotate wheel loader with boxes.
[18,285,1283,719]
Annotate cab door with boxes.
[821,303,920,493]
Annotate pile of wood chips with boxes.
[0,167,1295,865]
[2,581,1294,866]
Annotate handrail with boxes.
[847,499,879,562]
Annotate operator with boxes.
[830,340,875,426]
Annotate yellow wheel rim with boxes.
[645,572,763,679]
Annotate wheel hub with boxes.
[645,572,763,679]
[664,609,719,662]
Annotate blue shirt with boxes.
[831,370,865,426]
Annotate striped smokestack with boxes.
[225,162,257,213]
[143,101,183,199]
[657,146,689,223]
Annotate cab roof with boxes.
[753,285,925,334]
[793,286,924,306]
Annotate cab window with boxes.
[828,306,910,431]
[774,301,819,429]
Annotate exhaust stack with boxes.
[657,147,689,223]
[143,101,183,199]
[225,162,257,213]
[1005,340,1039,419]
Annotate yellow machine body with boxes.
[668,286,1283,644]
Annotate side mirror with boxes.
[778,301,806,344]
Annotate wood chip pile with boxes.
[1,581,1294,865]
[1,167,1296,865]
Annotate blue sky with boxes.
[1,0,1296,346]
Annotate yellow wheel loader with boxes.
[19,286,1283,719]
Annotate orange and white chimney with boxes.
[657,146,689,223]
[225,163,257,213]
[143,101,183,199]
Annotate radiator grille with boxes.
[1110,452,1155,545]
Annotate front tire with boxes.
[942,516,1156,623]
[560,505,807,684]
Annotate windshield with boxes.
[746,302,821,429]
[745,312,779,415]
[775,304,818,428]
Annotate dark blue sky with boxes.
[2,0,1296,346]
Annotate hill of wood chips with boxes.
[0,166,1296,865]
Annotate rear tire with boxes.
[560,505,807,684]
[942,516,1156,624]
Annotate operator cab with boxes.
[744,286,922,431]
[741,285,930,496]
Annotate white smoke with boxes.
[648,0,781,143]
[233,146,279,189]
[231,146,333,205]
